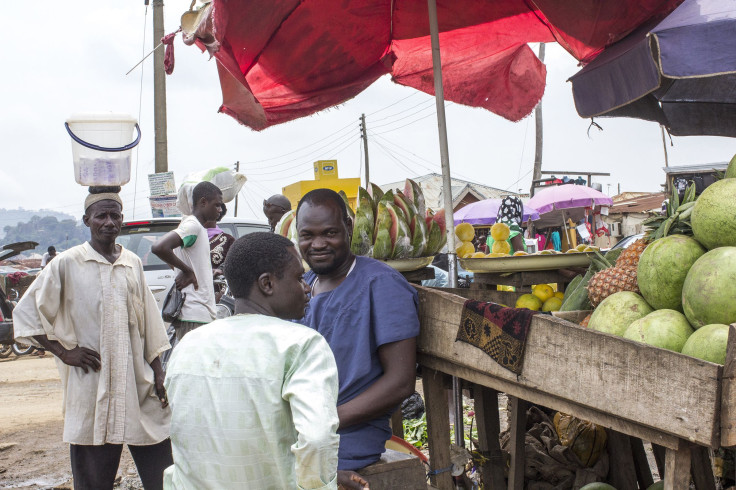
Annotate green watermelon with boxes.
[623,309,694,352]
[691,179,736,249]
[681,324,730,364]
[588,291,653,337]
[682,247,736,328]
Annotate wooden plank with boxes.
[390,409,404,439]
[358,450,427,490]
[472,270,568,288]
[720,324,736,446]
[665,443,692,490]
[442,288,524,307]
[652,444,667,479]
[508,396,528,490]
[631,437,655,489]
[606,430,638,490]
[415,287,723,448]
[690,445,715,490]
[401,267,435,284]
[472,385,506,490]
[552,310,592,325]
[419,355,682,450]
[422,367,454,490]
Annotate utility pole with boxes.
[360,114,370,187]
[152,0,169,173]
[660,125,669,168]
[234,161,240,217]
[530,43,545,197]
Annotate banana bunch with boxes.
[643,182,697,240]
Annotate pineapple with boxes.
[614,238,649,270]
[587,265,640,308]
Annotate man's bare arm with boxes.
[337,338,416,430]
[151,231,198,290]
[32,335,101,373]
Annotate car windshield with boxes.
[117,222,177,271]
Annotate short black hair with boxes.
[192,181,222,204]
[296,188,349,225]
[218,202,228,221]
[89,186,122,194]
[48,246,56,253]
[223,232,296,298]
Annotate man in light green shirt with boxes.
[164,232,369,490]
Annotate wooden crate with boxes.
[416,286,726,449]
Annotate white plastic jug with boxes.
[65,113,141,186]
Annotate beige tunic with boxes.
[13,242,171,445]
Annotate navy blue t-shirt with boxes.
[300,255,420,470]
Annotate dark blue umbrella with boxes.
[569,0,736,137]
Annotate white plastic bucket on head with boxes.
[65,113,141,186]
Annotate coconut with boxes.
[623,309,694,352]
[682,247,736,328]
[636,235,705,311]
[588,291,653,337]
[681,324,730,364]
[691,179,736,250]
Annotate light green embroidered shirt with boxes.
[164,314,340,489]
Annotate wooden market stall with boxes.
[415,286,734,490]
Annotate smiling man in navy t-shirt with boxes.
[296,188,420,471]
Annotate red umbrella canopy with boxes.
[187,0,683,130]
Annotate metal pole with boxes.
[530,43,545,197]
[360,114,371,187]
[234,161,240,217]
[428,0,463,449]
[153,0,168,173]
[660,125,669,168]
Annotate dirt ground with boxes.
[0,355,141,489]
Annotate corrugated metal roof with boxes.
[609,192,666,214]
[379,173,518,211]
[663,163,728,174]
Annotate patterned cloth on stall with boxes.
[455,299,539,375]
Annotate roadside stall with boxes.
[177,1,733,487]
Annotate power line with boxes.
[256,136,361,182]
[245,132,359,176]
[372,110,440,135]
[369,100,437,129]
[371,140,421,177]
[366,91,419,117]
[132,4,149,218]
[239,119,357,166]
[368,98,436,126]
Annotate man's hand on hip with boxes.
[175,270,198,290]
[60,346,101,373]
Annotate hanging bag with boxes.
[161,285,186,322]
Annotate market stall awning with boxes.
[569,0,736,137]
[183,0,684,131]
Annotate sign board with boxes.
[148,172,176,196]
[149,195,180,218]
[313,160,338,180]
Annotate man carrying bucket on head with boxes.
[13,186,173,490]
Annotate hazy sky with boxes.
[3,1,733,221]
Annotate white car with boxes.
[117,217,270,310]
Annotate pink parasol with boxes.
[527,184,613,215]
[454,199,539,226]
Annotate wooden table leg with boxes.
[652,443,667,479]
[606,430,638,490]
[472,385,506,490]
[690,445,715,490]
[631,437,655,489]
[665,442,692,490]
[390,408,404,439]
[508,396,528,490]
[422,367,454,490]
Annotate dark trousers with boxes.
[70,438,173,490]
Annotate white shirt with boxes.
[13,242,171,445]
[173,215,216,323]
[164,314,340,489]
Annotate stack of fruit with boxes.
[564,155,736,365]
[276,179,446,261]
[514,284,564,312]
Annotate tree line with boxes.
[1,215,89,254]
